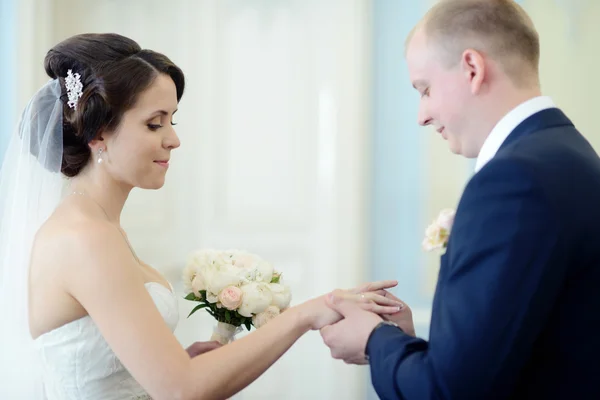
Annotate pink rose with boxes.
[218,286,243,310]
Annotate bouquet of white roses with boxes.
[182,249,292,344]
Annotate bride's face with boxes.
[102,74,180,189]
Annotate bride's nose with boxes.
[164,126,180,149]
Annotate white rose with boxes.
[231,253,257,269]
[252,305,280,328]
[422,208,455,252]
[237,282,273,317]
[204,261,244,295]
[188,249,215,268]
[225,249,245,262]
[205,290,219,303]
[191,274,206,296]
[425,221,442,240]
[230,252,274,283]
[436,208,455,232]
[190,249,232,271]
[422,222,446,251]
[422,235,441,252]
[268,283,292,310]
[182,263,198,293]
[252,260,274,283]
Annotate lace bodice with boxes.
[34,282,179,400]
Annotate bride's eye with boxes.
[147,116,163,131]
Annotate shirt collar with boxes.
[474,96,556,172]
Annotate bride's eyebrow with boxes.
[146,109,178,118]
[147,110,168,118]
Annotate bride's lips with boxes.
[154,160,169,168]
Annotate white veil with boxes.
[0,79,66,398]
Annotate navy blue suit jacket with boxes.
[366,108,600,399]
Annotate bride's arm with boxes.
[62,222,397,400]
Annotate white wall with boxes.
[47,0,371,398]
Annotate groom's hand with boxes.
[319,290,383,365]
[185,341,222,358]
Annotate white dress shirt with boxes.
[474,96,556,172]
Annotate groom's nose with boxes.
[418,105,432,126]
[417,99,432,126]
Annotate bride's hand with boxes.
[185,341,222,358]
[301,280,402,330]
[378,290,416,337]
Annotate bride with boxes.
[0,33,402,399]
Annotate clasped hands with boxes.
[320,280,415,365]
[184,280,415,367]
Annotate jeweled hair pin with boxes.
[65,69,83,110]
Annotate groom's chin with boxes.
[447,140,463,156]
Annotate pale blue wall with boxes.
[0,0,16,163]
[368,1,428,399]
[369,1,429,316]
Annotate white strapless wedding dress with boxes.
[34,282,179,400]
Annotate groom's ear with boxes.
[460,48,485,95]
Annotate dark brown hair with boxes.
[44,33,185,177]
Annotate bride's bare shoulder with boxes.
[33,198,125,266]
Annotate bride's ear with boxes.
[88,133,106,151]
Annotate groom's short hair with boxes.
[411,0,540,85]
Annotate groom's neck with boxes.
[472,81,543,154]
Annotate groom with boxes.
[320,0,600,399]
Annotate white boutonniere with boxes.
[422,208,455,252]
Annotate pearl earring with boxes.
[97,148,104,164]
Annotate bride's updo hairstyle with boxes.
[44,33,185,177]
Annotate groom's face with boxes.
[406,30,471,155]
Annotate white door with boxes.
[52,1,371,398]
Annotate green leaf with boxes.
[225,310,231,322]
[184,292,198,301]
[187,303,209,318]
[244,320,252,331]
